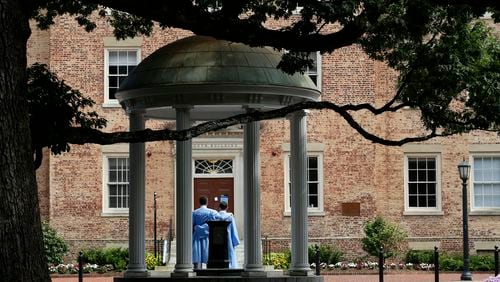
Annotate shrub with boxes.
[42,221,69,265]
[439,254,463,271]
[470,255,495,271]
[145,252,162,270]
[361,216,407,259]
[405,250,434,264]
[263,251,291,269]
[308,245,344,264]
[82,247,128,271]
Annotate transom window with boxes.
[404,155,441,213]
[472,156,500,209]
[104,156,129,213]
[195,159,233,174]
[104,49,140,104]
[284,153,324,214]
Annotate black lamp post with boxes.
[458,160,472,281]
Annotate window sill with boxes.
[101,212,129,217]
[102,102,121,108]
[283,211,325,217]
[470,210,500,216]
[403,210,444,216]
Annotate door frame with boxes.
[185,137,244,238]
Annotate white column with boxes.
[125,111,149,277]
[172,107,195,277]
[289,110,313,275]
[242,117,266,276]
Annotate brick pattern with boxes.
[30,13,500,259]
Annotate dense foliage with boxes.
[81,247,129,271]
[42,222,69,265]
[362,217,408,259]
[308,245,344,265]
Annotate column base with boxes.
[170,271,197,278]
[124,269,150,278]
[460,271,473,281]
[286,269,315,276]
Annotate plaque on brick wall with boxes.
[341,203,360,216]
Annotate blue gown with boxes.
[218,211,240,268]
[192,206,219,264]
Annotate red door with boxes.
[194,178,234,214]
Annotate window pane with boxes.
[418,183,427,194]
[308,196,318,208]
[107,157,129,209]
[308,169,318,181]
[409,196,417,207]
[409,183,417,194]
[109,76,118,88]
[309,183,318,195]
[108,88,117,100]
[127,51,137,64]
[427,159,436,169]
[417,159,426,169]
[119,76,127,87]
[418,196,427,207]
[109,196,117,208]
[475,195,483,207]
[109,65,118,75]
[128,66,136,73]
[418,170,426,182]
[308,157,317,168]
[428,169,436,181]
[118,66,128,75]
[428,196,436,207]
[408,159,417,169]
[428,183,436,195]
[108,51,118,64]
[409,170,417,182]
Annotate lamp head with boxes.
[458,160,471,182]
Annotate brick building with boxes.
[29,13,500,260]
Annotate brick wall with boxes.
[29,13,500,260]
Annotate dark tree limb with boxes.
[50,101,451,149]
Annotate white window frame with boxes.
[306,51,322,91]
[102,153,130,216]
[470,154,500,213]
[284,152,324,216]
[103,48,141,107]
[403,154,442,215]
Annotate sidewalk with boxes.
[52,272,497,282]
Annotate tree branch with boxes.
[56,101,451,148]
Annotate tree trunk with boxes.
[0,0,50,281]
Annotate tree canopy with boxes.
[0,0,499,281]
[26,0,500,157]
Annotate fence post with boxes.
[78,251,83,282]
[379,246,384,282]
[495,245,499,277]
[434,246,439,282]
[315,245,320,276]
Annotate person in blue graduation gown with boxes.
[192,196,219,269]
[218,201,240,268]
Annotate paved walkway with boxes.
[52,272,498,282]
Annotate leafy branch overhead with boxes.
[26,0,500,158]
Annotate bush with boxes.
[263,251,291,269]
[405,250,434,264]
[361,216,407,259]
[439,254,463,271]
[470,255,495,271]
[308,245,344,264]
[145,252,162,270]
[42,221,69,265]
[82,247,128,271]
